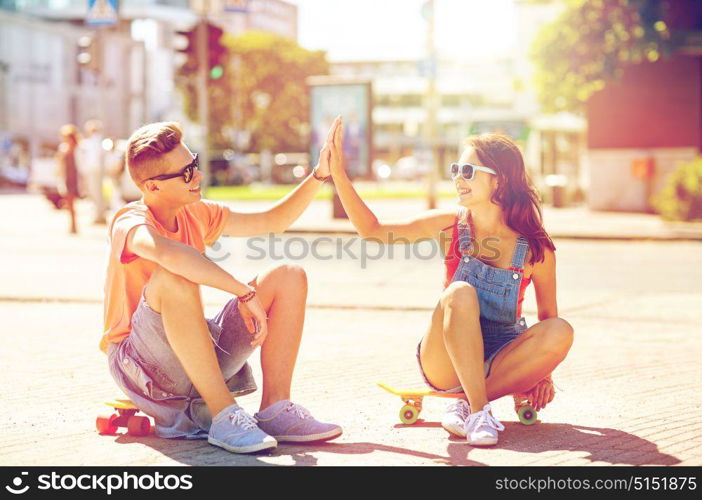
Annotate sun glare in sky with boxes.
[288,0,518,62]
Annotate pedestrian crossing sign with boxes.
[224,0,250,13]
[87,0,118,26]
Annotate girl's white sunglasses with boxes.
[450,162,497,181]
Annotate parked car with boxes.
[0,164,29,188]
[29,152,66,209]
[393,155,430,181]
[0,134,30,188]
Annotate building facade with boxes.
[0,0,297,171]
[585,0,702,213]
[329,58,526,162]
[586,53,701,212]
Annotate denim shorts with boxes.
[107,288,258,439]
[416,316,528,394]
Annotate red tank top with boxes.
[444,215,531,317]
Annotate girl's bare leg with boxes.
[484,318,573,403]
[420,281,488,410]
[421,286,573,410]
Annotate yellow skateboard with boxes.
[377,382,538,426]
[96,399,151,436]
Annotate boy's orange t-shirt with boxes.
[100,199,230,353]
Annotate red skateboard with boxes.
[96,399,151,436]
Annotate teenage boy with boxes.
[101,119,341,453]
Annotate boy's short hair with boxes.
[126,122,183,185]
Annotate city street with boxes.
[1,194,701,466]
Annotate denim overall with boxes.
[452,207,529,364]
[416,208,530,391]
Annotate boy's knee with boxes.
[272,263,308,289]
[150,266,193,287]
[147,267,198,308]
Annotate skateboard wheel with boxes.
[127,416,151,436]
[96,414,119,435]
[399,405,419,425]
[516,405,537,425]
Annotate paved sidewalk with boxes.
[1,194,701,466]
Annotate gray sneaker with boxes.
[254,400,343,443]
[208,403,277,454]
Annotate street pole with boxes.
[97,30,108,132]
[138,40,147,125]
[423,0,438,210]
[0,61,7,133]
[232,53,242,151]
[197,1,211,188]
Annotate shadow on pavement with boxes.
[112,434,467,466]
[110,421,679,466]
[261,442,470,466]
[393,419,442,429]
[452,422,680,466]
[391,420,679,466]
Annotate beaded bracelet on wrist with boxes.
[312,168,331,182]
[238,289,256,303]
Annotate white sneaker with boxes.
[441,399,471,437]
[464,403,505,446]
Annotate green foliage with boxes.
[530,0,674,113]
[653,157,702,221]
[176,31,328,153]
[205,182,460,201]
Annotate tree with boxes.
[176,30,329,153]
[530,0,678,113]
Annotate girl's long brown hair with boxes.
[467,133,555,265]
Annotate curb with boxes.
[283,227,702,241]
[0,295,435,311]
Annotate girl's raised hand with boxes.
[329,116,344,175]
[314,116,341,178]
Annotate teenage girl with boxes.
[327,124,574,446]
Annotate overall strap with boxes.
[456,207,471,252]
[510,236,529,271]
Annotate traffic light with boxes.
[207,23,226,80]
[175,21,227,80]
[175,25,198,76]
[76,34,101,74]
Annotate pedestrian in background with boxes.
[103,137,126,214]
[78,119,107,224]
[55,124,80,234]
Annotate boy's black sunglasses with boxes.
[146,154,199,183]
